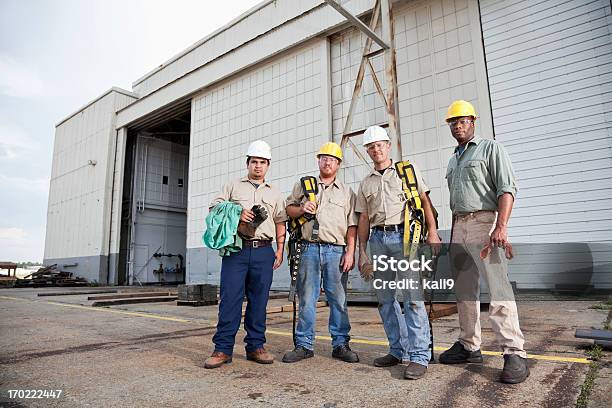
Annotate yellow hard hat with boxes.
[317,142,343,162]
[445,100,477,121]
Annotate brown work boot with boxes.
[403,362,427,380]
[204,351,232,369]
[246,347,274,364]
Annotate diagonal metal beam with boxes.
[340,0,381,143]
[323,0,389,50]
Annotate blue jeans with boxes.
[212,245,275,355]
[369,229,431,366]
[295,242,351,350]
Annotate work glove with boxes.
[237,205,269,239]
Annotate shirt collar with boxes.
[317,176,340,189]
[454,136,481,154]
[369,161,397,177]
[240,176,270,188]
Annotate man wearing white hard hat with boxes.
[205,140,287,369]
[356,125,440,380]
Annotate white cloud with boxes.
[0,226,45,263]
[0,227,28,241]
[0,55,45,98]
[0,174,49,195]
[0,119,40,160]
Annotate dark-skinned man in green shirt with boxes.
[439,100,529,384]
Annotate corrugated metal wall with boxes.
[44,90,136,283]
[480,0,612,288]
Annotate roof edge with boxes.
[55,87,139,128]
[132,0,275,88]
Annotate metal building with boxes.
[44,0,612,290]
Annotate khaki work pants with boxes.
[451,211,526,357]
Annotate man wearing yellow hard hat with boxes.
[440,100,529,384]
[282,142,360,364]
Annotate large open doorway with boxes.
[118,105,191,285]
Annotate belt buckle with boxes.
[253,240,260,248]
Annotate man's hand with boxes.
[340,250,355,273]
[301,201,317,215]
[240,208,255,223]
[273,248,284,270]
[358,251,374,281]
[358,251,370,273]
[490,224,508,248]
[426,233,442,256]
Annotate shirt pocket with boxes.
[327,197,346,218]
[445,167,454,189]
[231,194,251,209]
[260,195,276,216]
[461,160,485,181]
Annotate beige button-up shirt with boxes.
[210,177,287,241]
[355,162,429,226]
[286,177,358,245]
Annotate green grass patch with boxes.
[589,299,612,310]
[576,362,599,408]
[586,344,603,361]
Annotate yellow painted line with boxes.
[0,295,591,364]
[44,301,193,323]
[0,295,191,323]
[266,329,590,364]
[0,295,29,302]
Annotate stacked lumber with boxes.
[14,264,88,287]
[177,284,218,306]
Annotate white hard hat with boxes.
[246,140,272,160]
[362,125,390,146]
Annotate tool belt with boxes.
[287,176,319,301]
[394,161,438,259]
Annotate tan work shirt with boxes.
[210,177,287,241]
[355,162,429,226]
[446,137,518,213]
[286,177,358,245]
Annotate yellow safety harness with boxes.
[287,176,319,346]
[394,161,426,259]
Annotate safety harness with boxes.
[287,176,319,346]
[394,160,439,362]
[395,161,427,258]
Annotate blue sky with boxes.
[0,0,261,262]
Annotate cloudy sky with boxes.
[0,0,261,262]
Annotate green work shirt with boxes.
[446,137,517,213]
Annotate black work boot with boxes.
[332,344,359,363]
[439,341,483,364]
[282,346,314,363]
[373,353,400,367]
[500,354,530,384]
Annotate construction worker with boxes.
[204,140,287,369]
[356,126,440,380]
[439,100,529,384]
[282,142,359,363]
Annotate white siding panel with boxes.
[44,91,137,264]
[481,0,612,288]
